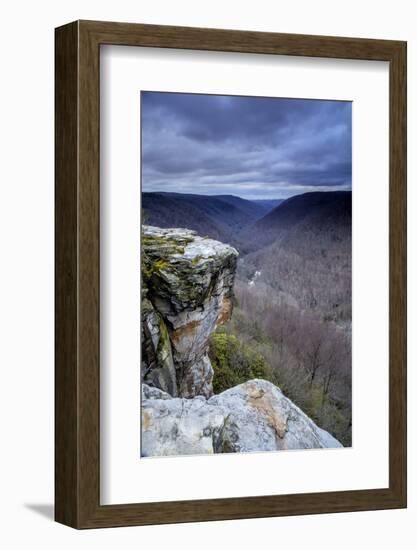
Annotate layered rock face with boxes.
[141,379,342,456]
[141,225,343,455]
[141,226,238,398]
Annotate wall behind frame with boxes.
[0,0,414,548]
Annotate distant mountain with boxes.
[252,199,284,212]
[238,191,352,321]
[242,191,351,252]
[208,194,273,219]
[142,192,269,246]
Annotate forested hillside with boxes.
[143,192,225,240]
[142,191,275,246]
[143,190,352,446]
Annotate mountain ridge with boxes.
[142,191,272,245]
[240,190,351,253]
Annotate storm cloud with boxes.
[141,91,352,199]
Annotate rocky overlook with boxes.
[142,380,342,456]
[142,226,238,398]
[141,225,342,455]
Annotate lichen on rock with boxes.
[141,225,238,398]
[140,225,343,455]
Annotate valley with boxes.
[143,190,352,446]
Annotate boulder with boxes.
[141,226,238,398]
[141,379,343,457]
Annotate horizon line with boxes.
[141,189,352,201]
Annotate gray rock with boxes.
[140,227,343,457]
[142,384,172,401]
[141,226,238,398]
[141,379,343,457]
[141,297,177,396]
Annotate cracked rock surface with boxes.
[141,225,238,398]
[141,226,343,456]
[141,379,342,456]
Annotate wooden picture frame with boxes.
[55,20,407,528]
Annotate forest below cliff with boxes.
[143,190,352,446]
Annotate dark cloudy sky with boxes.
[141,91,352,200]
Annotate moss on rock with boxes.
[209,330,275,394]
[141,225,238,398]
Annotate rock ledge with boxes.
[141,379,343,456]
[142,226,238,398]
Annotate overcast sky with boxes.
[141,91,352,200]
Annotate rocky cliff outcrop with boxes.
[141,225,343,455]
[141,379,342,456]
[142,226,238,398]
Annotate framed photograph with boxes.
[55,20,406,528]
